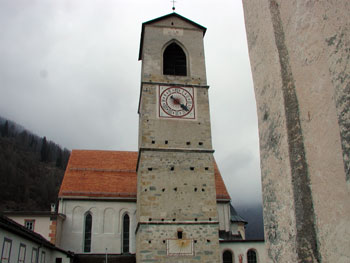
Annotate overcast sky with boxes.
[0,0,262,206]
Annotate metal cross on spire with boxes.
[171,0,176,12]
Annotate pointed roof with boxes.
[59,150,230,201]
[230,203,247,224]
[138,12,207,60]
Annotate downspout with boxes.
[36,244,42,263]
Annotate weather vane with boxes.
[171,0,176,12]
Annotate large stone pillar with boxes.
[242,1,350,262]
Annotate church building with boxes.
[4,12,267,263]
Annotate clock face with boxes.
[159,86,195,119]
[167,239,193,256]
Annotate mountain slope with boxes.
[0,117,70,211]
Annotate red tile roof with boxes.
[214,160,231,200]
[59,150,231,200]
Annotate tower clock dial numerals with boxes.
[159,86,195,119]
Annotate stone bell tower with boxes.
[136,13,220,262]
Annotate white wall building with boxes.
[55,149,267,262]
[0,214,72,263]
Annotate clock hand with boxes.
[170,95,180,105]
[180,104,189,111]
[170,96,189,111]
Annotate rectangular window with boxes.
[41,251,46,263]
[1,238,12,263]
[56,258,62,263]
[18,244,26,263]
[25,219,35,231]
[31,248,37,263]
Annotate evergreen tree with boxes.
[56,148,63,168]
[40,136,48,162]
[2,121,9,137]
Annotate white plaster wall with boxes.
[9,215,51,241]
[237,223,246,240]
[59,199,239,254]
[220,241,267,263]
[59,199,137,254]
[0,228,71,263]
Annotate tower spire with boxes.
[171,0,176,12]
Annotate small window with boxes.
[55,258,62,263]
[25,219,35,231]
[122,214,130,253]
[247,249,257,263]
[177,231,183,239]
[1,238,12,263]
[31,248,37,263]
[84,213,92,253]
[40,251,45,263]
[223,250,233,263]
[18,244,26,263]
[163,42,187,76]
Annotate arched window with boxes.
[83,213,92,252]
[122,214,130,253]
[223,250,233,263]
[247,249,257,263]
[163,42,187,76]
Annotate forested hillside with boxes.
[0,117,70,211]
[0,116,265,239]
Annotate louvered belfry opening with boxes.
[163,42,187,76]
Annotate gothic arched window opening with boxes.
[247,249,257,263]
[83,213,92,253]
[223,250,233,263]
[122,214,130,253]
[163,42,187,76]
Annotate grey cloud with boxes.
[0,0,262,205]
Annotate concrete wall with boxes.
[242,0,350,262]
[58,199,137,254]
[0,228,71,263]
[9,215,51,241]
[220,241,267,263]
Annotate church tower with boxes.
[136,13,220,262]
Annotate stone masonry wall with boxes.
[136,224,220,263]
[141,16,207,86]
[138,84,212,150]
[242,0,350,262]
[136,15,220,262]
[137,151,218,222]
